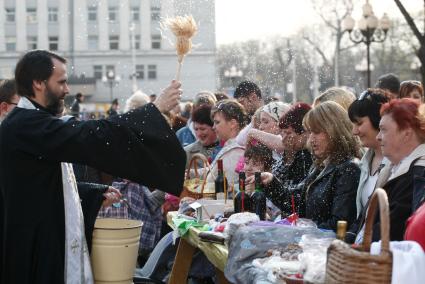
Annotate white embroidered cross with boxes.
[71,239,80,254]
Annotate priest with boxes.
[0,50,186,284]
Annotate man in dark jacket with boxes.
[0,50,185,284]
[70,92,83,118]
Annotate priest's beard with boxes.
[45,86,65,115]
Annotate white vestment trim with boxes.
[17,97,94,284]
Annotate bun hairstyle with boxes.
[211,99,247,130]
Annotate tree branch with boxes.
[394,0,424,43]
[303,36,331,66]
[340,42,359,51]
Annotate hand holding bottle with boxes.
[245,172,273,186]
[102,186,122,207]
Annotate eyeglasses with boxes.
[8,102,18,106]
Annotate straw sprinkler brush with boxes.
[164,15,198,81]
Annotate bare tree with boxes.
[306,0,354,86]
[393,0,425,84]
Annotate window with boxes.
[88,35,98,50]
[151,6,160,21]
[49,36,59,51]
[27,8,37,23]
[108,7,117,22]
[151,35,161,49]
[136,65,144,79]
[93,65,103,79]
[130,7,140,22]
[88,6,97,21]
[48,7,58,22]
[5,8,15,22]
[109,35,119,50]
[27,36,37,50]
[148,65,157,79]
[5,37,16,51]
[134,35,140,49]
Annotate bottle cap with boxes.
[336,220,347,239]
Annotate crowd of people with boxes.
[1,49,425,284]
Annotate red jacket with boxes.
[405,202,425,250]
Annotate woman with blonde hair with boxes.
[298,101,361,231]
[313,87,356,111]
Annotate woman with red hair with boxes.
[356,98,425,242]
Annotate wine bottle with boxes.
[215,159,227,200]
[234,172,250,213]
[250,172,267,220]
[336,220,347,241]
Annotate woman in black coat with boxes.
[298,101,361,231]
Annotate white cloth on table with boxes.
[371,240,425,284]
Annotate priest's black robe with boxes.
[0,102,185,284]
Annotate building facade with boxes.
[0,0,216,102]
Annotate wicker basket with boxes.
[182,153,215,199]
[325,188,392,284]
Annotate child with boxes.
[242,143,281,220]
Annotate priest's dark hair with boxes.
[15,50,67,98]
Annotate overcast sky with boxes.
[215,0,423,45]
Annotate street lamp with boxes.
[411,57,421,81]
[342,0,391,87]
[129,22,138,92]
[355,58,374,90]
[224,65,243,88]
[102,70,121,102]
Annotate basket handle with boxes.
[362,188,391,255]
[186,153,210,193]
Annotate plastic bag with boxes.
[298,234,335,284]
[225,224,334,284]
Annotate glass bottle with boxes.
[215,159,227,200]
[234,172,250,213]
[250,172,267,220]
[336,220,347,241]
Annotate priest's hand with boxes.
[102,186,122,207]
[154,80,182,113]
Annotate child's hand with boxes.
[246,172,274,186]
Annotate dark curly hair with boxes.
[191,104,213,127]
[244,143,273,172]
[279,103,312,134]
[234,80,262,99]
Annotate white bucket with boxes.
[91,218,143,284]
